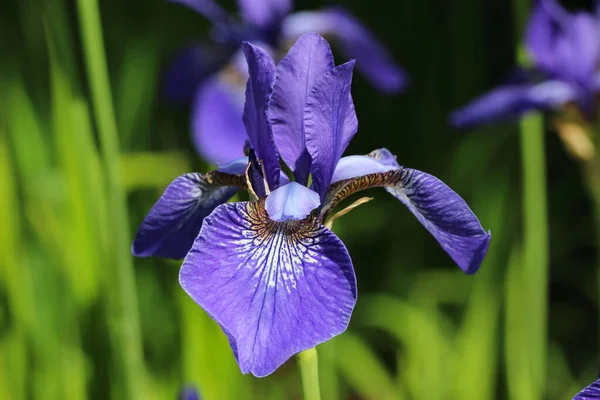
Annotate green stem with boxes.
[74,0,145,398]
[511,1,549,396]
[298,347,322,400]
[583,153,600,349]
[519,114,549,397]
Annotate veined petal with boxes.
[304,61,358,201]
[573,379,600,399]
[282,8,408,93]
[385,168,490,274]
[323,163,490,274]
[179,200,356,377]
[332,155,396,183]
[192,77,247,164]
[270,33,334,185]
[242,42,281,190]
[132,172,241,259]
[237,0,292,29]
[246,149,267,198]
[265,182,321,221]
[164,42,236,102]
[170,0,229,21]
[269,33,334,185]
[449,81,577,128]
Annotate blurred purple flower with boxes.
[134,34,489,377]
[573,378,600,399]
[167,0,408,164]
[178,386,201,400]
[450,0,600,128]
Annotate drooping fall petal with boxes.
[180,201,356,377]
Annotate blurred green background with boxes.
[0,0,597,399]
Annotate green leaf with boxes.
[333,332,399,400]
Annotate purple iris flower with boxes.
[166,0,407,164]
[178,387,201,400]
[573,378,600,399]
[134,34,490,377]
[450,0,600,128]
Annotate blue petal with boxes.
[386,168,491,274]
[217,156,249,175]
[164,43,236,103]
[450,81,577,128]
[247,149,267,198]
[367,148,400,168]
[132,173,237,259]
[282,8,408,94]
[192,77,247,164]
[269,33,335,185]
[525,1,600,85]
[552,12,600,84]
[179,201,356,377]
[323,153,490,274]
[304,61,358,201]
[242,42,281,191]
[332,155,396,183]
[573,379,600,399]
[265,182,321,221]
[525,0,562,74]
[178,386,202,400]
[237,0,292,29]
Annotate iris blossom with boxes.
[573,378,600,399]
[450,0,600,128]
[178,387,201,400]
[134,34,490,377]
[166,0,407,164]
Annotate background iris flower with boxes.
[179,387,201,400]
[133,34,490,377]
[573,378,600,399]
[165,0,408,164]
[450,0,600,130]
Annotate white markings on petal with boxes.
[265,182,321,221]
[179,201,356,376]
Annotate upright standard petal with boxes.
[193,77,248,163]
[132,173,240,259]
[269,33,335,185]
[573,379,600,399]
[237,0,292,29]
[282,8,408,93]
[525,0,560,73]
[180,200,356,377]
[164,42,236,102]
[552,12,600,84]
[304,61,358,201]
[323,165,490,274]
[246,149,268,198]
[242,42,281,190]
[170,0,229,21]
[265,182,321,221]
[449,81,577,128]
